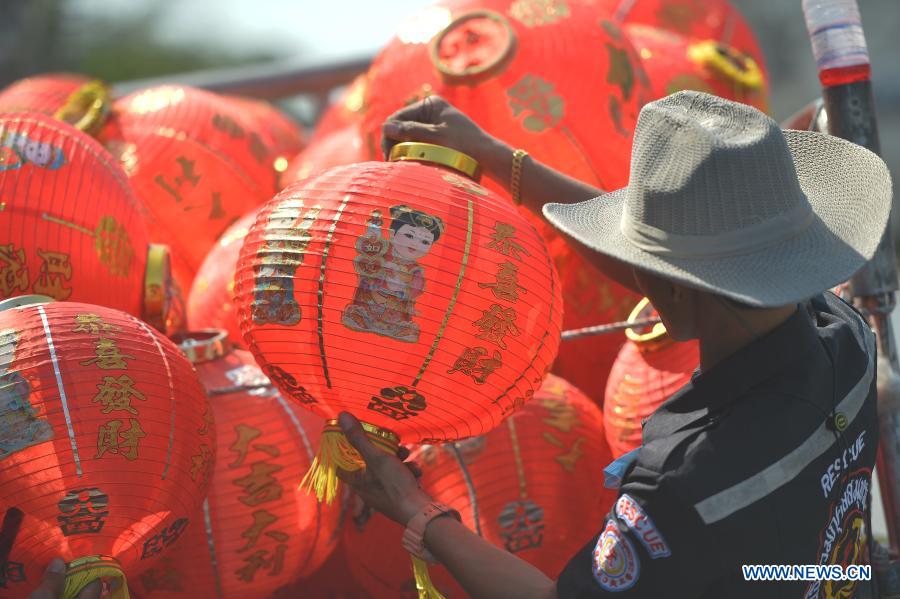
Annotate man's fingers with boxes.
[397,446,411,461]
[28,558,65,599]
[338,412,382,465]
[385,96,447,125]
[77,580,102,599]
[406,461,423,479]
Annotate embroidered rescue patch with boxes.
[593,518,640,591]
[615,494,671,559]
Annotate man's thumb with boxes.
[338,412,380,465]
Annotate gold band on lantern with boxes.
[64,555,129,599]
[625,297,672,351]
[142,244,171,332]
[389,142,482,182]
[687,40,764,91]
[172,329,230,363]
[430,9,517,83]
[323,419,401,454]
[53,80,112,135]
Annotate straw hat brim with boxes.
[543,130,893,307]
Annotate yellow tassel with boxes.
[63,555,129,599]
[412,556,446,599]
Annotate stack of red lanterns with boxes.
[0,300,214,598]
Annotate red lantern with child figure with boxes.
[235,144,562,494]
[604,298,699,457]
[344,373,616,597]
[0,112,172,331]
[133,330,341,599]
[0,300,213,599]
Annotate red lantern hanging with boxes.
[624,23,768,110]
[186,211,258,346]
[361,0,650,404]
[282,124,370,187]
[0,112,173,331]
[98,85,282,294]
[344,373,617,597]
[0,299,214,598]
[603,298,699,458]
[0,73,91,116]
[132,330,341,599]
[235,143,562,596]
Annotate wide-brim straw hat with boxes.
[543,91,892,307]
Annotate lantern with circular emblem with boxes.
[0,74,92,116]
[0,112,173,331]
[235,143,562,595]
[98,85,283,294]
[361,0,651,403]
[604,298,699,458]
[132,330,341,599]
[0,299,214,599]
[187,211,258,346]
[624,23,767,110]
[344,373,616,597]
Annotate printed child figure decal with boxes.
[0,328,53,457]
[343,205,444,343]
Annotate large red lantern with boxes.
[282,124,369,187]
[360,0,651,403]
[0,74,91,116]
[186,212,257,346]
[235,144,562,595]
[132,330,341,598]
[0,299,214,598]
[604,298,698,457]
[99,85,282,294]
[0,112,172,331]
[344,374,616,597]
[624,24,768,110]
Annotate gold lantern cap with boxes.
[625,297,673,351]
[389,142,482,181]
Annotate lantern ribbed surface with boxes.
[0,301,214,598]
[235,159,562,444]
[603,299,699,458]
[0,74,91,115]
[344,374,616,596]
[0,113,156,322]
[98,85,282,294]
[358,0,652,403]
[132,332,340,598]
[187,212,258,347]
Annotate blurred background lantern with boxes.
[306,74,370,150]
[234,143,562,504]
[225,94,306,159]
[0,73,92,116]
[603,298,699,458]
[0,299,214,598]
[282,124,369,187]
[624,24,768,110]
[343,374,616,597]
[187,211,258,347]
[98,85,286,295]
[358,0,655,403]
[0,112,173,331]
[132,330,342,599]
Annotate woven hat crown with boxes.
[622,91,813,257]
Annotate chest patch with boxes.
[615,494,671,559]
[592,518,640,592]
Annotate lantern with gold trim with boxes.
[0,299,214,598]
[603,297,699,458]
[344,374,616,597]
[0,74,93,118]
[282,124,370,187]
[0,112,172,331]
[187,211,258,346]
[132,330,341,598]
[624,23,768,110]
[360,0,650,403]
[98,85,283,295]
[235,142,561,597]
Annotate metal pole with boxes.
[803,0,900,567]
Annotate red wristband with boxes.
[402,502,461,563]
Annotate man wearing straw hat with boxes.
[337,91,892,597]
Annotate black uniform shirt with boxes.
[557,293,879,598]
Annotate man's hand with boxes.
[28,558,100,599]
[336,412,432,525]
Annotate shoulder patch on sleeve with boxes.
[615,494,672,559]
[593,518,641,591]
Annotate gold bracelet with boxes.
[511,148,528,206]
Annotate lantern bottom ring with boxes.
[64,555,129,599]
[324,418,400,454]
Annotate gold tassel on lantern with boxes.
[63,556,130,599]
